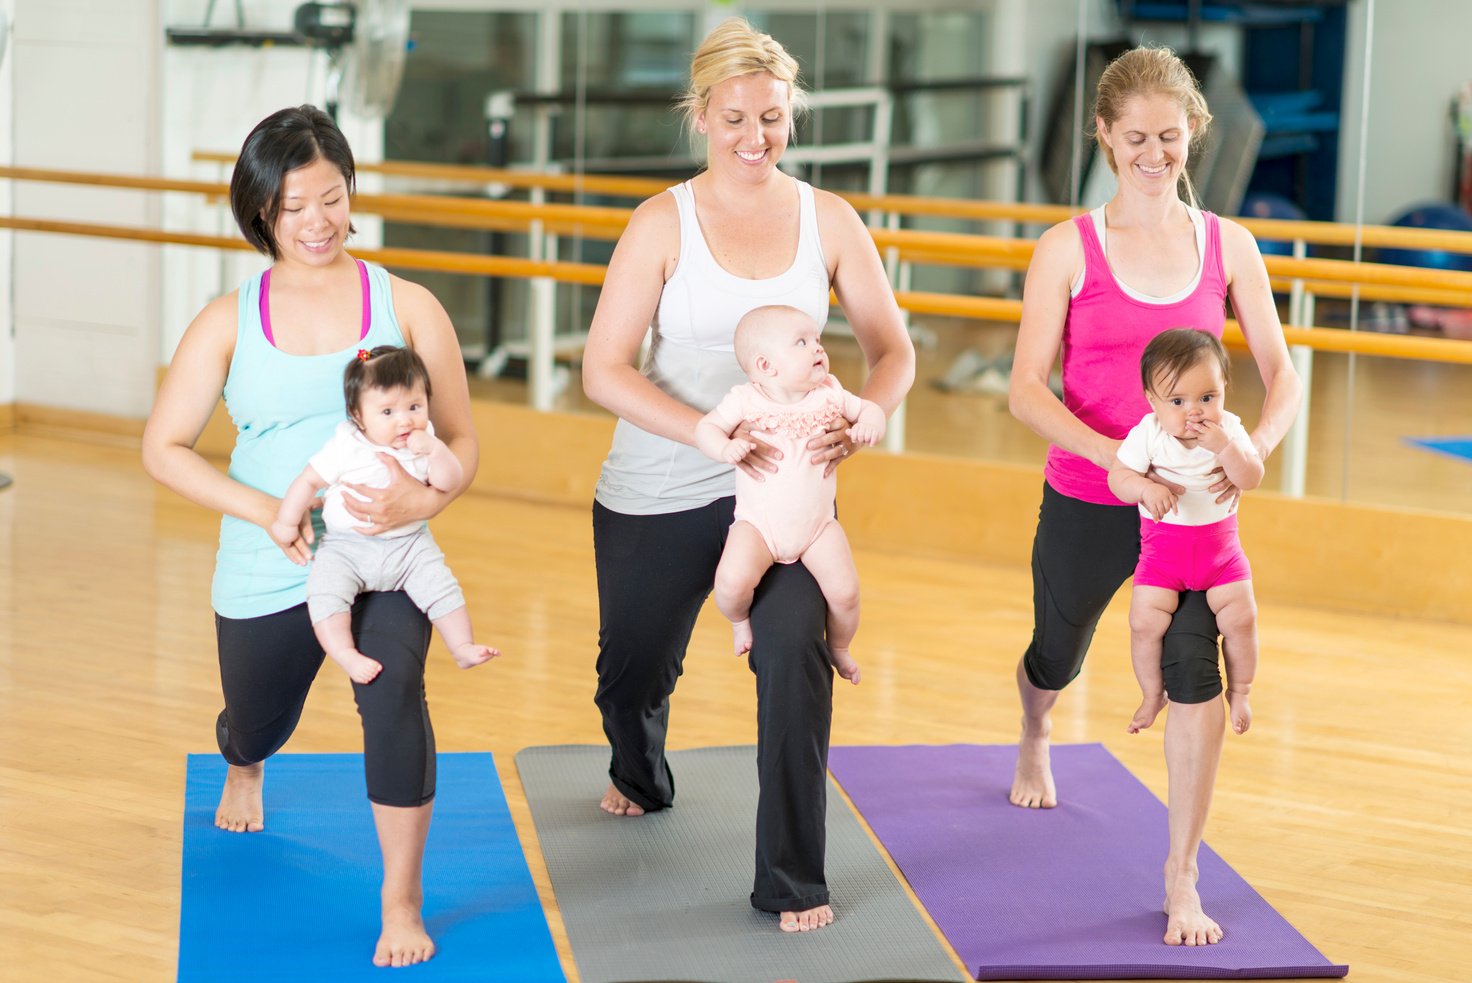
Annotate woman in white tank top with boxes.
[581,18,914,933]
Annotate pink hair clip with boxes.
[356,349,372,361]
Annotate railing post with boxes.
[1279,237,1311,498]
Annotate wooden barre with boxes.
[192,151,1472,253]
[6,213,1472,365]
[8,165,1472,294]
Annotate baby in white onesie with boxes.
[695,305,885,683]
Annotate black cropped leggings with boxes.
[1023,482,1223,703]
[592,498,834,913]
[214,591,435,806]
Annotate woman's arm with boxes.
[1009,221,1118,469]
[343,276,479,534]
[818,191,915,416]
[582,193,703,444]
[1221,218,1303,460]
[810,191,914,473]
[141,293,276,526]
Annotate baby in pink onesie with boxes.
[695,305,886,683]
[1108,328,1264,737]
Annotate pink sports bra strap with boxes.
[259,259,371,347]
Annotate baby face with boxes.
[1146,356,1226,441]
[354,383,429,450]
[761,316,830,391]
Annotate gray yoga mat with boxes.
[516,744,964,983]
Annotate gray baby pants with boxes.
[307,527,465,624]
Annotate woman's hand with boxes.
[731,421,783,481]
[341,454,439,534]
[809,417,856,478]
[268,510,316,566]
[1208,470,1243,508]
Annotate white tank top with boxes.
[595,178,832,515]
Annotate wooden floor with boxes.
[2,428,1470,982]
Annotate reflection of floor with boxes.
[469,316,1472,516]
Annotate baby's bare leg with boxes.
[431,605,500,669]
[1128,586,1179,733]
[313,610,383,684]
[714,522,776,655]
[1207,581,1257,734]
[800,523,862,685]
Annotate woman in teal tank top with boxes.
[142,106,479,969]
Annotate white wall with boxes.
[2,0,385,419]
[0,1,16,408]
[9,0,161,417]
[1338,0,1471,225]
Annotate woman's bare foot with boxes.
[732,619,753,655]
[329,647,383,684]
[778,904,835,933]
[828,647,861,685]
[1009,716,1057,808]
[599,783,645,817]
[1163,867,1223,946]
[215,762,265,833]
[451,642,500,669]
[1128,691,1168,733]
[373,901,435,967]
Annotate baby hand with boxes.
[848,401,887,446]
[1189,418,1229,453]
[723,438,756,464]
[405,429,436,456]
[1140,483,1178,522]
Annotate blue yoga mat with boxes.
[1406,436,1472,463]
[179,753,563,982]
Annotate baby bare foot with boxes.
[1009,716,1057,808]
[452,642,500,669]
[1227,690,1253,734]
[1128,691,1169,734]
[373,902,436,967]
[1163,872,1223,946]
[329,647,383,685]
[215,762,265,833]
[778,904,835,933]
[599,783,645,817]
[732,619,754,656]
[827,646,861,685]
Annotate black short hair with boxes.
[344,345,433,422]
[229,105,357,259]
[1140,327,1231,396]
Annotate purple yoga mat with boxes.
[828,744,1347,981]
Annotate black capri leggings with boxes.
[592,498,834,913]
[1023,482,1223,703]
[214,590,435,806]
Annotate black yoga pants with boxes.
[592,498,833,913]
[214,590,435,806]
[1023,481,1223,704]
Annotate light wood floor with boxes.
[2,429,1469,982]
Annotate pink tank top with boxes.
[1044,211,1228,505]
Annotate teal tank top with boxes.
[212,259,407,618]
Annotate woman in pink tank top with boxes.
[1006,47,1302,946]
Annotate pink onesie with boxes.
[706,376,863,563]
